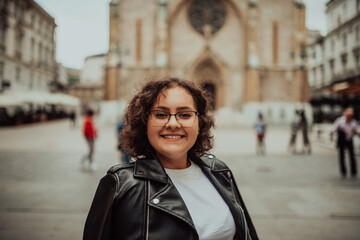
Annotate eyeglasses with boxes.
[148,110,199,127]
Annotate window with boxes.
[29,72,33,89]
[341,53,347,70]
[38,20,42,35]
[136,19,142,62]
[0,62,4,81]
[329,59,335,76]
[358,0,360,12]
[337,15,341,26]
[188,0,227,35]
[356,25,360,42]
[331,38,335,52]
[0,26,6,51]
[313,68,316,84]
[30,14,35,28]
[31,38,34,63]
[15,67,20,82]
[320,65,324,85]
[355,53,360,69]
[15,29,23,60]
[38,43,42,65]
[343,33,347,47]
[272,21,279,65]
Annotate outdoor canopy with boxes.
[0,90,80,107]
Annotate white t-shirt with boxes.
[333,116,358,141]
[165,162,236,240]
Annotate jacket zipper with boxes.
[145,180,150,240]
[227,172,248,240]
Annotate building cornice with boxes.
[31,0,56,27]
[326,12,360,37]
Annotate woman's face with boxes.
[147,86,199,165]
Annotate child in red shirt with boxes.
[81,109,97,170]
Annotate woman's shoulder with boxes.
[107,162,135,177]
[199,154,230,171]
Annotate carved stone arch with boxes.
[189,50,226,110]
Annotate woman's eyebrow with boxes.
[153,106,193,111]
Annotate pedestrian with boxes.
[331,107,358,178]
[254,111,266,155]
[81,109,97,171]
[69,110,76,127]
[288,109,301,153]
[116,120,131,163]
[83,77,258,240]
[299,110,311,154]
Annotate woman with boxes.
[83,77,258,240]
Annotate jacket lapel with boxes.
[148,179,196,230]
[133,156,197,233]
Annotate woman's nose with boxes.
[165,115,181,128]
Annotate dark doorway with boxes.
[202,83,216,110]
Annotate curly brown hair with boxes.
[120,77,215,159]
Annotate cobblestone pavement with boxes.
[0,119,359,240]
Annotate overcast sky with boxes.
[35,0,328,70]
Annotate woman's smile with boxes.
[161,134,185,139]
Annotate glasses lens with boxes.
[176,111,196,127]
[149,111,197,127]
[150,111,168,126]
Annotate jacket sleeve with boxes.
[83,173,119,240]
[231,174,259,240]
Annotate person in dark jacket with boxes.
[83,77,259,240]
[331,108,358,178]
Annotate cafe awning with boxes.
[0,90,80,107]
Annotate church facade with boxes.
[105,0,310,124]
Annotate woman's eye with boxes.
[155,113,168,119]
[178,113,191,119]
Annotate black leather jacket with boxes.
[83,154,259,240]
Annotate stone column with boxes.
[244,0,260,102]
[104,0,121,101]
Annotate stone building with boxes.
[307,0,360,122]
[67,54,106,113]
[0,0,79,126]
[105,0,310,124]
[0,0,57,93]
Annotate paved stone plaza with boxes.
[0,119,359,240]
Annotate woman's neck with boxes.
[157,153,190,169]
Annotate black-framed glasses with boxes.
[148,110,199,127]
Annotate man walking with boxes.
[332,108,358,178]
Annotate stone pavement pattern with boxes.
[0,119,359,240]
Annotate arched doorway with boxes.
[192,57,223,110]
[202,82,216,110]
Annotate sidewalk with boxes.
[0,120,359,240]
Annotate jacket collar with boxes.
[133,153,216,183]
